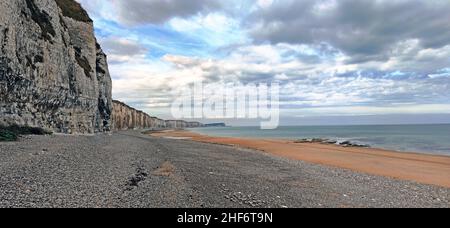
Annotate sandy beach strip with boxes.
[149,130,450,188]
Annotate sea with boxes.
[188,124,450,156]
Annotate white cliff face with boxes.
[112,100,165,130]
[0,0,112,133]
[111,100,203,130]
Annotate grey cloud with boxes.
[249,0,450,64]
[99,37,148,64]
[113,0,224,25]
[237,72,276,84]
[101,38,148,56]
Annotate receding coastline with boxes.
[149,129,450,189]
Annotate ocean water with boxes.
[188,124,450,156]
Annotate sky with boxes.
[76,0,450,126]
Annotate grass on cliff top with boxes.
[55,0,92,22]
[0,125,52,142]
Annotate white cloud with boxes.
[108,41,450,119]
[76,0,116,21]
[257,0,274,8]
[168,13,247,48]
[76,0,450,121]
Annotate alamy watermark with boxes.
[171,82,280,129]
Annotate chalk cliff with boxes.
[0,0,112,134]
[112,100,167,130]
[0,0,204,133]
[112,100,204,130]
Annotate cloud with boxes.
[168,13,247,48]
[248,0,450,67]
[110,0,224,25]
[76,0,116,20]
[100,37,148,63]
[75,0,450,123]
[257,0,274,8]
[114,43,450,117]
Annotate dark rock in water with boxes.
[204,123,227,127]
[311,138,326,143]
[352,144,370,148]
[339,141,370,148]
[295,138,369,148]
[295,138,336,144]
[340,141,351,146]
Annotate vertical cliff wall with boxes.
[112,100,166,130]
[0,0,112,133]
[112,100,205,130]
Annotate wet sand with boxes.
[149,130,450,188]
